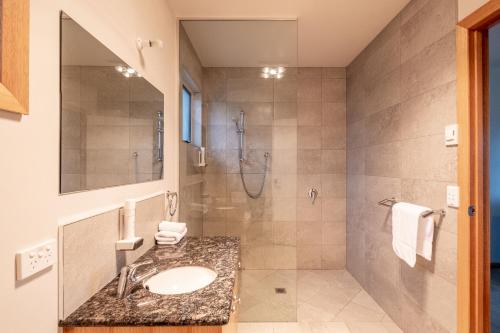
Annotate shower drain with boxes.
[275,288,287,294]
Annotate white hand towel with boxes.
[159,221,187,233]
[155,228,187,245]
[392,202,435,267]
[416,212,435,261]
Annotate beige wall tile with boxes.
[297,198,322,222]
[273,126,297,149]
[400,32,456,102]
[203,68,226,102]
[365,105,402,145]
[274,102,298,126]
[400,135,456,182]
[401,264,457,332]
[322,79,346,103]
[227,102,273,126]
[298,149,322,174]
[272,149,297,174]
[365,142,401,178]
[322,102,346,126]
[346,1,457,331]
[322,125,346,149]
[322,198,346,223]
[400,81,456,140]
[62,195,163,318]
[227,78,274,102]
[297,174,322,198]
[298,102,322,126]
[297,245,322,269]
[400,0,457,63]
[207,102,227,126]
[347,119,366,149]
[321,149,346,174]
[299,67,323,78]
[323,67,347,79]
[275,76,298,102]
[86,126,130,150]
[298,78,322,102]
[321,174,346,198]
[61,149,81,174]
[273,221,297,246]
[297,221,322,245]
[347,148,365,175]
[86,149,129,174]
[272,174,297,198]
[322,222,346,245]
[203,67,346,273]
[272,197,297,222]
[298,126,322,149]
[321,244,346,269]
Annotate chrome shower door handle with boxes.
[308,188,319,204]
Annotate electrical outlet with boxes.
[446,185,460,208]
[16,239,57,280]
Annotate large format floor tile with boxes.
[238,269,403,332]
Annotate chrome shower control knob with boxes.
[308,188,319,204]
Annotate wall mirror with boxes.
[59,12,164,194]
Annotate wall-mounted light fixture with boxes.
[115,65,141,78]
[262,67,285,79]
[136,38,164,51]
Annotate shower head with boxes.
[234,110,246,133]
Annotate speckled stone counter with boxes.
[59,236,240,327]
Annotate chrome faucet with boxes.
[116,260,157,299]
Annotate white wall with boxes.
[458,0,489,20]
[0,1,178,332]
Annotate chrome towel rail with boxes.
[378,197,446,219]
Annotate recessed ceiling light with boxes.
[262,66,286,79]
[115,65,140,78]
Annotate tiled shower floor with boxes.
[238,269,402,333]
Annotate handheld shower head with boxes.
[234,110,246,134]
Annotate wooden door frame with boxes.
[456,2,500,332]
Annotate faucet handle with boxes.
[134,267,158,283]
[128,259,153,275]
[130,259,153,268]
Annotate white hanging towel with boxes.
[392,202,435,267]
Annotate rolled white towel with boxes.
[159,221,187,233]
[155,228,187,245]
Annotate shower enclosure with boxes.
[178,19,347,323]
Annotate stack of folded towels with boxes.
[155,221,187,245]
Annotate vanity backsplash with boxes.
[59,194,164,318]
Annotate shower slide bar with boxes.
[378,197,446,219]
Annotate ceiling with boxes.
[167,0,410,67]
[182,20,298,67]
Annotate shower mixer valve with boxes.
[308,188,319,204]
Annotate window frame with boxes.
[181,84,192,143]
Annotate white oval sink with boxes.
[144,266,217,295]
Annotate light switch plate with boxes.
[447,185,460,208]
[16,239,57,280]
[445,124,459,146]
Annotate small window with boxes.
[182,86,192,143]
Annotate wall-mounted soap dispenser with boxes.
[116,199,143,251]
[197,147,207,167]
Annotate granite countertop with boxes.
[59,236,240,327]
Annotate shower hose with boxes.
[239,152,270,199]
